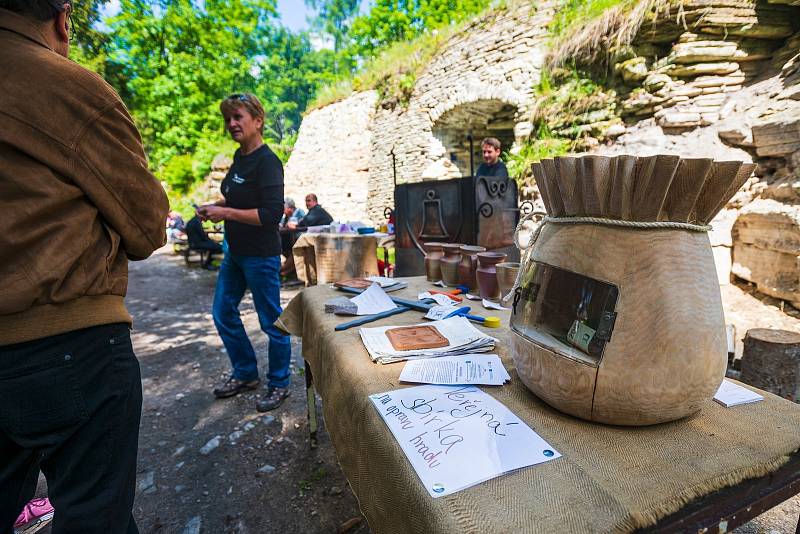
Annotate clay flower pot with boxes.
[439,243,465,287]
[476,252,506,300]
[423,242,444,282]
[457,245,486,291]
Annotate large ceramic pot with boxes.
[457,245,485,290]
[496,262,520,300]
[510,154,755,426]
[423,242,444,282]
[476,252,506,300]
[439,243,465,287]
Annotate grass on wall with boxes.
[546,0,671,69]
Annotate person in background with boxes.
[166,210,185,242]
[196,93,292,412]
[0,1,169,531]
[279,197,305,226]
[185,214,223,269]
[288,193,333,230]
[279,198,304,279]
[474,137,509,178]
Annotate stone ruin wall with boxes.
[280,0,800,305]
[283,90,377,222]
[598,0,800,301]
[365,1,557,222]
[589,0,800,295]
[282,1,557,224]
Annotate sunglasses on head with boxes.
[228,94,251,103]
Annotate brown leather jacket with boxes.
[0,9,168,345]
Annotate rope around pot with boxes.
[501,213,713,303]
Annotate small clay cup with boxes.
[457,245,485,290]
[496,262,521,301]
[423,242,444,282]
[476,251,507,300]
[439,243,465,287]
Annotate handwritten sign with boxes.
[369,385,560,498]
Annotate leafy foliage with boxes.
[347,0,494,58]
[305,0,361,72]
[107,0,327,171]
[310,0,500,109]
[507,66,621,182]
[68,0,507,198]
[549,0,635,38]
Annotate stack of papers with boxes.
[359,316,496,364]
[713,379,764,407]
[400,354,510,385]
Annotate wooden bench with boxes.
[172,239,211,267]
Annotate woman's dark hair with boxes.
[0,0,69,21]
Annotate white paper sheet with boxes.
[424,304,459,321]
[418,292,458,306]
[713,379,764,407]
[369,385,560,497]
[350,283,397,316]
[367,276,400,287]
[400,354,510,385]
[482,299,509,311]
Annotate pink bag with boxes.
[14,498,54,529]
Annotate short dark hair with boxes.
[481,137,502,151]
[306,194,318,203]
[0,0,69,20]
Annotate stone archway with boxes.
[431,99,519,176]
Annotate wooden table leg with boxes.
[305,359,318,449]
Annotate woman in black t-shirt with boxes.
[197,93,291,412]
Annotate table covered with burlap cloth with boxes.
[292,233,394,286]
[276,277,800,533]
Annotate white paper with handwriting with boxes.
[369,385,560,498]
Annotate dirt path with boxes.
[126,248,367,533]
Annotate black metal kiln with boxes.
[394,175,523,276]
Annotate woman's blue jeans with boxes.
[212,253,291,388]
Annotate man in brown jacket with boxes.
[0,1,168,532]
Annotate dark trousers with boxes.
[0,323,142,534]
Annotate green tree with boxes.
[106,0,333,180]
[305,0,361,73]
[348,0,493,57]
[69,0,129,94]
